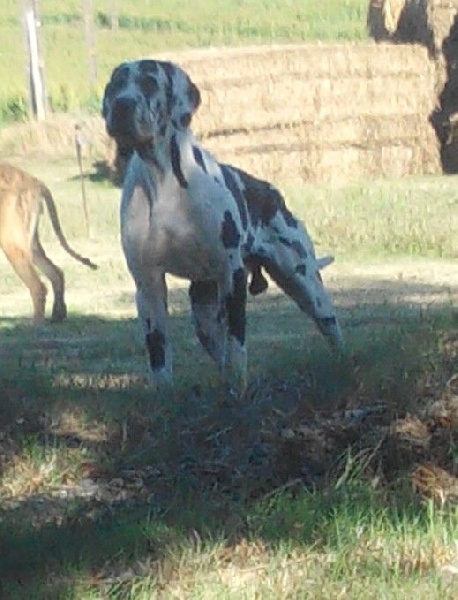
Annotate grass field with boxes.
[0,0,368,120]
[0,157,457,598]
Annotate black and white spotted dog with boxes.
[102,59,343,391]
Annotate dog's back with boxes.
[0,163,43,249]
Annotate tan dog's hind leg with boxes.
[0,189,47,323]
[32,235,67,322]
[2,244,47,324]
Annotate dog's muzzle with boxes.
[106,96,153,147]
[316,316,345,351]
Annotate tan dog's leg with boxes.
[32,236,67,322]
[2,244,47,324]
[0,191,47,323]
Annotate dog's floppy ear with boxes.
[167,63,201,130]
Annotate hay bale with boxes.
[189,44,440,182]
[202,111,440,184]
[104,44,441,185]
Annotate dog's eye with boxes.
[140,76,159,97]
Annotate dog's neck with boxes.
[136,136,169,173]
[135,129,196,186]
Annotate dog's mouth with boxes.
[106,120,154,148]
[106,96,156,148]
[315,316,345,350]
[107,127,154,149]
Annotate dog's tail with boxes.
[40,184,98,270]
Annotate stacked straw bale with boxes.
[117,44,439,184]
[368,0,458,172]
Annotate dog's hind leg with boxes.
[135,271,173,387]
[3,243,47,324]
[224,266,248,393]
[31,234,67,322]
[189,269,247,393]
[189,267,247,392]
[189,280,227,367]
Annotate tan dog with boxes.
[0,162,97,323]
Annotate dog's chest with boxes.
[122,174,237,280]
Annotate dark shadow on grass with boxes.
[0,278,456,596]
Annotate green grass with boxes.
[287,177,458,260]
[9,158,458,259]
[0,0,368,121]
[2,487,458,599]
[0,159,456,597]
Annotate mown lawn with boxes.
[0,159,456,597]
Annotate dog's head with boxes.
[102,60,201,150]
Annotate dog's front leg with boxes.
[135,272,172,387]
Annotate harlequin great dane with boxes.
[102,59,343,391]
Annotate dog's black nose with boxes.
[108,97,137,134]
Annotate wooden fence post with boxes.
[111,0,119,31]
[22,0,47,120]
[82,0,97,94]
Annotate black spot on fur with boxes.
[160,62,175,115]
[221,211,241,248]
[170,135,188,189]
[139,60,159,75]
[232,167,282,227]
[187,80,201,111]
[221,165,248,230]
[139,75,159,97]
[192,146,208,173]
[225,267,247,344]
[260,257,315,314]
[180,112,192,129]
[146,328,166,370]
[295,264,307,276]
[244,232,255,253]
[279,236,292,248]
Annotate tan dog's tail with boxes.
[40,184,98,270]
